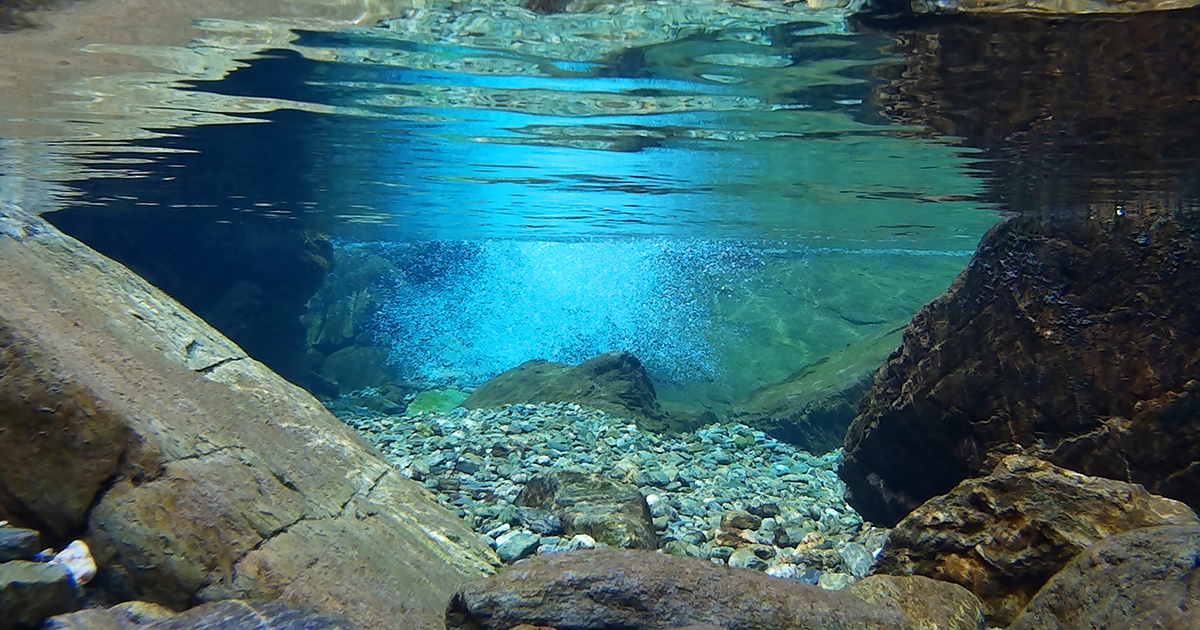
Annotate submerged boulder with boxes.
[899,0,1199,15]
[731,329,903,453]
[464,352,696,432]
[0,204,499,630]
[446,549,984,630]
[1009,525,1200,630]
[515,470,656,550]
[46,599,351,630]
[840,208,1200,527]
[873,455,1199,626]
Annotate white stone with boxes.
[50,540,97,586]
[565,534,596,550]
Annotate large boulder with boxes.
[847,574,984,630]
[0,204,499,630]
[1009,525,1200,630]
[730,329,903,453]
[839,207,1200,527]
[446,549,981,630]
[873,455,1198,626]
[463,352,695,433]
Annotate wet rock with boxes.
[730,329,902,453]
[727,548,769,571]
[848,575,984,630]
[44,601,176,630]
[874,455,1199,626]
[47,599,353,630]
[446,549,922,630]
[840,209,1200,527]
[495,531,542,563]
[1010,525,1200,630]
[0,207,498,630]
[0,525,39,562]
[838,543,873,579]
[0,560,81,630]
[516,471,656,549]
[463,352,696,433]
[721,510,762,531]
[319,346,394,395]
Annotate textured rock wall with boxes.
[840,205,1200,526]
[0,203,499,629]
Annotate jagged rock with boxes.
[730,329,901,453]
[847,575,984,630]
[0,205,499,630]
[516,471,656,550]
[464,352,695,432]
[0,525,39,562]
[0,560,81,630]
[874,455,1199,626]
[47,599,352,630]
[1009,525,1200,630]
[840,208,1200,527]
[446,549,969,630]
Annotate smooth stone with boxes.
[817,572,854,591]
[496,532,541,563]
[727,548,768,571]
[0,527,39,563]
[0,561,81,630]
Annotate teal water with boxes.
[25,5,1200,416]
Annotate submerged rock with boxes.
[516,470,656,550]
[847,575,983,630]
[840,208,1200,527]
[446,550,924,630]
[0,525,39,563]
[874,455,1199,626]
[901,0,1198,14]
[1009,525,1200,630]
[464,351,697,432]
[46,599,353,630]
[0,561,81,630]
[0,205,498,630]
[731,329,902,453]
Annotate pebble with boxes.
[335,400,886,588]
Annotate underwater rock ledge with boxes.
[839,205,1200,527]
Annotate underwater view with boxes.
[1,0,1199,629]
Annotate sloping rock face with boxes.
[873,455,1199,626]
[1009,525,1200,630]
[463,352,695,433]
[515,471,656,550]
[446,549,979,630]
[847,574,984,630]
[0,204,499,630]
[731,329,902,453]
[840,207,1200,527]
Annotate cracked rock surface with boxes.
[0,203,500,630]
[840,206,1200,528]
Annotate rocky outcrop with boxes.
[0,204,499,630]
[47,599,352,630]
[515,471,656,550]
[1009,525,1200,630]
[464,352,696,433]
[840,207,1200,527]
[873,455,1199,626]
[446,549,983,630]
[898,0,1199,14]
[731,329,902,453]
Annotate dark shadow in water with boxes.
[864,9,1200,216]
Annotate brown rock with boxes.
[446,549,920,630]
[840,208,1200,527]
[904,0,1197,14]
[848,574,984,630]
[874,456,1199,626]
[720,510,762,531]
[516,471,655,550]
[47,599,352,630]
[1010,525,1200,630]
[0,205,499,630]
